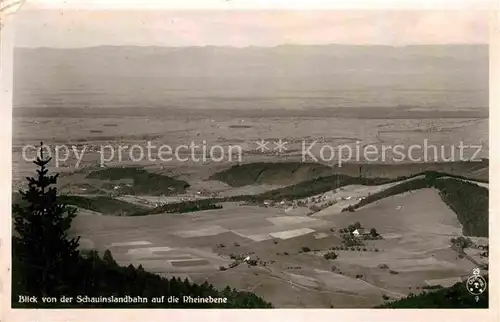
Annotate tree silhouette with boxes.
[12,142,81,297]
[12,142,272,308]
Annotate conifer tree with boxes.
[12,142,80,297]
[11,143,272,308]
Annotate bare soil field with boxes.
[69,187,487,308]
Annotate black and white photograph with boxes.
[2,0,493,315]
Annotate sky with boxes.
[14,8,489,48]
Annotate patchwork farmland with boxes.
[62,162,489,308]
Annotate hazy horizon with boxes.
[14,44,488,111]
[13,9,489,112]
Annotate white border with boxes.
[20,0,495,10]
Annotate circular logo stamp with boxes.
[466,269,487,296]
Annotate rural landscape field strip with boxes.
[339,176,488,237]
[13,158,489,308]
[43,163,489,240]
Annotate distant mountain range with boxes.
[14,44,488,110]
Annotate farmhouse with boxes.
[352,228,366,237]
[263,200,273,207]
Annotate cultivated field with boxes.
[12,112,488,185]
[69,185,487,308]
